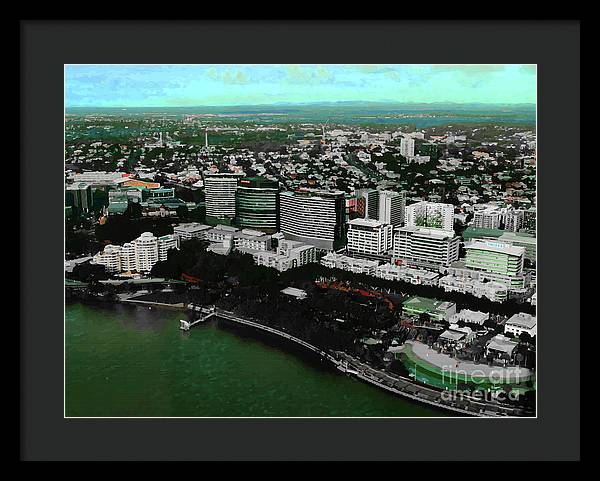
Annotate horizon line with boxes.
[66,100,536,109]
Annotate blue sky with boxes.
[65,64,536,107]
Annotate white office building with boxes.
[92,244,122,273]
[233,229,272,251]
[504,207,526,232]
[205,174,242,220]
[347,218,393,256]
[157,234,179,261]
[206,225,240,243]
[93,232,180,274]
[464,239,526,289]
[133,232,160,273]
[473,206,504,230]
[378,190,405,226]
[253,239,317,272]
[173,223,212,241]
[279,189,346,250]
[393,226,460,269]
[405,201,455,231]
[120,242,136,272]
[400,136,415,158]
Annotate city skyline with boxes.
[65,64,537,107]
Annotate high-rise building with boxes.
[354,188,379,220]
[133,232,159,273]
[235,176,279,233]
[347,218,393,256]
[393,226,460,268]
[157,234,180,261]
[279,189,346,250]
[204,173,244,223]
[378,190,406,226]
[504,207,525,233]
[120,242,136,272]
[405,201,455,231]
[66,183,93,212]
[464,239,526,289]
[473,206,504,230]
[92,244,122,273]
[92,232,180,274]
[419,143,440,161]
[522,207,536,233]
[400,136,415,158]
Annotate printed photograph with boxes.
[64,64,537,418]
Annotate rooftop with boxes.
[506,312,537,329]
[280,287,308,298]
[462,227,504,240]
[465,239,525,257]
[403,296,455,312]
[397,225,456,239]
[486,334,518,355]
[348,218,384,228]
[174,223,211,232]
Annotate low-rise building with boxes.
[504,312,537,337]
[253,240,317,272]
[375,263,440,285]
[173,223,212,241]
[233,229,272,251]
[438,275,508,302]
[449,309,489,326]
[437,326,474,349]
[206,225,240,243]
[402,296,456,322]
[486,334,518,360]
[280,287,308,299]
[320,252,379,275]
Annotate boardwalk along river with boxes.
[66,302,446,417]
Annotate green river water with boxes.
[65,302,446,417]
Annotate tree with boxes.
[71,262,109,282]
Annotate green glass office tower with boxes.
[236,177,279,233]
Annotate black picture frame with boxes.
[20,19,580,461]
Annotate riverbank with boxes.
[73,290,533,416]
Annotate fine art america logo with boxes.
[439,366,527,402]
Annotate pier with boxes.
[179,305,218,330]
